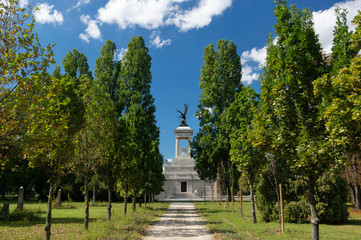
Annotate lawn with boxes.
[194,201,361,240]
[0,200,168,240]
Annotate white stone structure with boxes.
[157,126,215,201]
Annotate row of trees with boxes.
[1,1,164,239]
[192,1,361,239]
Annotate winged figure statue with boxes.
[177,104,188,126]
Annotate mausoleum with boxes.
[156,106,215,201]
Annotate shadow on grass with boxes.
[0,217,96,227]
[346,219,361,225]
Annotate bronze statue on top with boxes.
[177,104,188,126]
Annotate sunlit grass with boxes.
[0,201,168,240]
[195,201,361,240]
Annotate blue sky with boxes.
[23,0,361,160]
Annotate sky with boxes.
[21,0,361,160]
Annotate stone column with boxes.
[56,189,62,206]
[16,186,24,211]
[175,137,179,157]
[188,138,192,156]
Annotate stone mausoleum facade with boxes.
[156,125,215,201]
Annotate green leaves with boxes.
[0,0,55,167]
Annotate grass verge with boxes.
[0,201,168,240]
[195,201,361,240]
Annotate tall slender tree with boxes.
[227,86,265,223]
[117,36,162,214]
[192,39,242,201]
[314,10,361,209]
[252,1,329,239]
[93,40,120,220]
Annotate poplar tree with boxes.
[314,10,361,209]
[227,86,264,223]
[117,36,162,214]
[94,40,120,220]
[252,1,328,239]
[192,39,242,201]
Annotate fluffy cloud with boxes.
[242,65,260,85]
[19,0,28,8]
[313,0,361,53]
[68,0,91,11]
[240,46,267,85]
[241,46,267,66]
[79,15,102,43]
[117,48,127,60]
[167,0,232,31]
[97,0,233,31]
[34,3,63,24]
[98,0,174,29]
[150,31,172,48]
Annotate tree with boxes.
[227,86,265,223]
[0,0,55,167]
[26,50,86,239]
[117,36,162,214]
[192,39,242,204]
[329,7,358,75]
[252,1,329,239]
[314,10,361,209]
[73,75,116,229]
[93,40,120,220]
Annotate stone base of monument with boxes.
[157,126,216,201]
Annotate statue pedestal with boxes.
[157,125,215,201]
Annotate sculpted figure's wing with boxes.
[183,104,188,115]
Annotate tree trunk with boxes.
[354,184,361,209]
[231,187,234,213]
[211,182,214,202]
[132,195,136,212]
[144,194,147,207]
[249,177,257,224]
[1,174,6,200]
[239,189,243,217]
[308,180,319,240]
[124,191,128,216]
[107,188,112,220]
[84,177,89,230]
[44,182,54,240]
[139,195,142,207]
[219,178,222,206]
[226,187,229,208]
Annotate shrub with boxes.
[256,166,349,224]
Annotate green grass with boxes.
[195,201,361,240]
[0,201,168,240]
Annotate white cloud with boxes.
[150,31,172,48]
[167,0,233,31]
[68,0,91,12]
[117,48,127,60]
[241,46,267,66]
[97,0,232,31]
[34,3,63,24]
[79,14,102,43]
[242,65,259,85]
[19,0,28,8]
[313,0,361,53]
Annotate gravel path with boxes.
[144,202,213,240]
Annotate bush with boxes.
[0,209,40,221]
[256,165,349,224]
